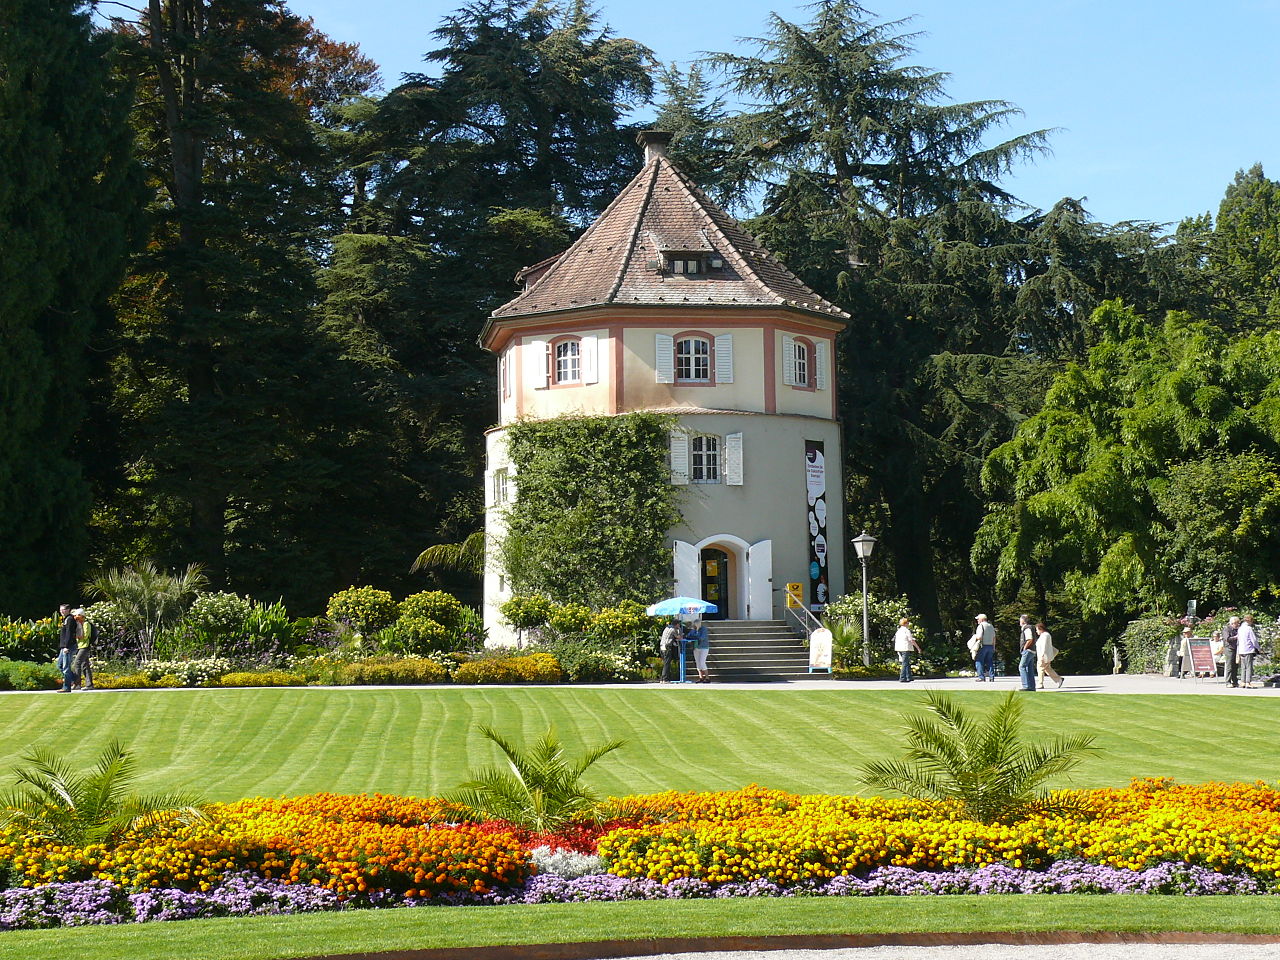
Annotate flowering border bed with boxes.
[2,779,1279,930]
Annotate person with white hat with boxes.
[970,613,997,682]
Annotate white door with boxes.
[673,540,700,598]
[747,539,773,620]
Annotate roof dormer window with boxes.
[668,257,701,275]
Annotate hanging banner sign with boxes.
[804,440,829,609]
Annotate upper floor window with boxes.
[668,257,701,274]
[691,434,720,483]
[675,337,711,382]
[492,468,511,505]
[553,338,580,384]
[793,339,810,387]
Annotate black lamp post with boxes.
[851,531,877,667]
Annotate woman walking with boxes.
[1036,621,1065,689]
[893,617,922,682]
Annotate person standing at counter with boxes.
[687,620,710,683]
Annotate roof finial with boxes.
[636,129,674,165]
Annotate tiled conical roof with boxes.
[489,149,849,323]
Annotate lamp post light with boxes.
[851,531,877,667]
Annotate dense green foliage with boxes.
[500,414,682,607]
[0,0,142,613]
[976,301,1280,617]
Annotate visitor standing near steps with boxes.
[1036,621,1065,689]
[56,604,78,693]
[969,614,996,682]
[659,619,682,683]
[688,620,710,682]
[1237,615,1260,688]
[893,617,922,683]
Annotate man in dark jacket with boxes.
[57,604,79,692]
[1223,616,1240,688]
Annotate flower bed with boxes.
[0,778,1277,931]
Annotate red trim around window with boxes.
[548,335,583,388]
[672,329,717,386]
[791,336,816,392]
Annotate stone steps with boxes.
[684,620,818,682]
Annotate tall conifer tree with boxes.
[0,0,141,614]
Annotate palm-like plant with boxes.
[859,691,1097,824]
[411,531,484,576]
[84,561,208,659]
[446,725,625,831]
[0,740,207,846]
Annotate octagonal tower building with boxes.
[480,131,848,647]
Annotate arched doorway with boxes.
[700,547,730,620]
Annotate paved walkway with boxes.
[621,945,1280,960]
[635,672,1279,696]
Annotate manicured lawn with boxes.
[0,686,1272,799]
[2,895,1279,960]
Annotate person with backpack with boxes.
[72,608,95,690]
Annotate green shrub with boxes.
[548,603,593,635]
[451,606,488,649]
[0,618,58,664]
[1120,616,1180,674]
[508,653,563,683]
[453,659,518,684]
[0,660,62,691]
[94,672,152,690]
[184,592,254,635]
[500,595,554,630]
[834,662,899,680]
[218,670,306,687]
[399,616,452,653]
[590,604,650,643]
[824,592,914,666]
[399,591,465,631]
[337,657,450,685]
[326,587,398,632]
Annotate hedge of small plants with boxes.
[1,778,1278,930]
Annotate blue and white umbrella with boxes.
[645,596,718,617]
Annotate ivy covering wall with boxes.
[499,413,681,608]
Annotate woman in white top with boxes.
[1036,621,1065,689]
[894,617,923,683]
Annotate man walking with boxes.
[970,614,997,682]
[1223,616,1240,688]
[1036,621,1065,689]
[894,617,922,682]
[56,604,79,693]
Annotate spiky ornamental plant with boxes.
[0,740,206,847]
[859,691,1097,824]
[447,725,626,832]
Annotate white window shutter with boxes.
[669,430,689,485]
[655,334,675,383]
[581,335,599,384]
[483,470,493,508]
[725,431,743,486]
[782,334,797,386]
[674,540,700,598]
[526,339,549,390]
[815,340,829,391]
[714,334,734,384]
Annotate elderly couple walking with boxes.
[967,613,1065,690]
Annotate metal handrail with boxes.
[784,603,823,640]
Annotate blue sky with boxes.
[292,0,1280,228]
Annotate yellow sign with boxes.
[786,582,804,608]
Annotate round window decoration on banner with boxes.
[815,498,827,527]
